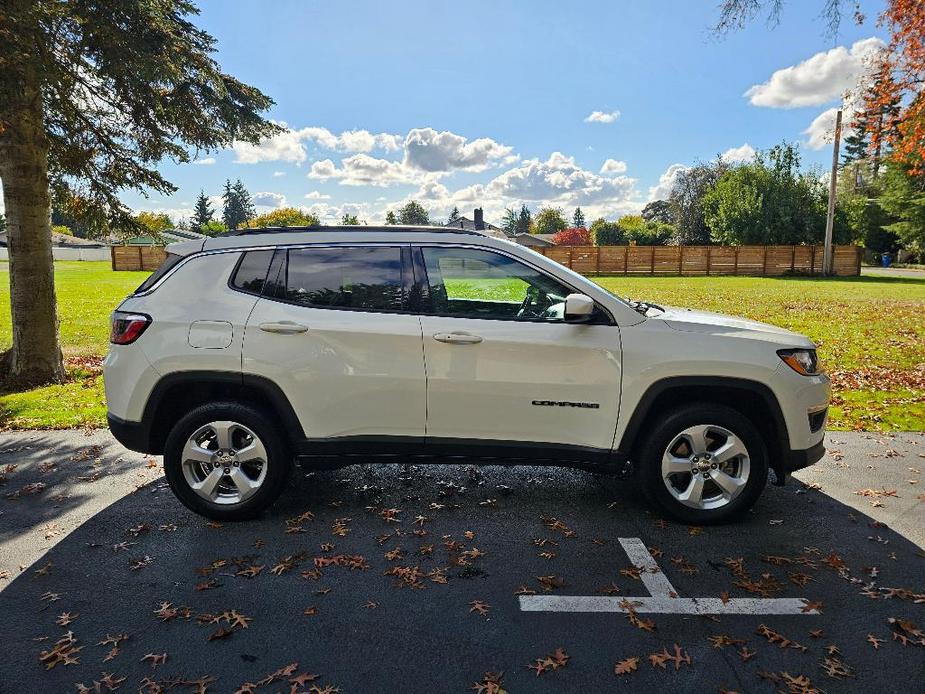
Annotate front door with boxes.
[243,245,425,443]
[416,245,622,453]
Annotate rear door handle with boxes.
[433,331,483,344]
[259,321,309,335]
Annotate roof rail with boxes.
[224,225,481,236]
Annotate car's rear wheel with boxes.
[163,402,292,521]
[637,403,768,524]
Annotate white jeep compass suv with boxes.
[104,226,829,523]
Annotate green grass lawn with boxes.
[1,261,923,430]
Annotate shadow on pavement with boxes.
[0,431,153,546]
[0,458,923,692]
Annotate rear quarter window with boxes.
[230,250,275,294]
[134,253,184,294]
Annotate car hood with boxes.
[652,305,815,347]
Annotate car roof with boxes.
[196,225,513,252]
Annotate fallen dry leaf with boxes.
[614,656,639,675]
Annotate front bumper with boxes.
[772,438,825,485]
[107,413,154,454]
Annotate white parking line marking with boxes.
[519,537,819,616]
[519,596,814,615]
[618,537,677,597]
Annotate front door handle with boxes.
[433,331,483,344]
[259,321,309,335]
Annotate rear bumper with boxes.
[772,439,825,485]
[107,413,153,454]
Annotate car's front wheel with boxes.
[163,402,292,521]
[637,403,768,524]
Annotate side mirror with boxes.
[564,293,595,323]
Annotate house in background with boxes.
[0,229,107,249]
[512,233,556,248]
[443,208,507,239]
[117,228,207,246]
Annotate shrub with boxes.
[552,227,592,245]
[199,220,229,237]
[242,207,320,228]
[534,207,568,235]
[625,221,675,246]
[590,218,625,245]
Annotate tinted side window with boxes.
[231,250,275,294]
[285,247,404,311]
[421,247,571,321]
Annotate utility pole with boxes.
[823,109,842,276]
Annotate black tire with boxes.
[636,403,768,524]
[163,401,292,521]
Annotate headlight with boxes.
[778,348,820,376]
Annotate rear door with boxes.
[242,244,426,444]
[415,245,623,453]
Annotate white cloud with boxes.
[720,143,756,163]
[402,128,515,172]
[648,163,687,201]
[304,191,331,200]
[600,158,628,174]
[272,171,286,177]
[803,107,855,150]
[232,124,404,165]
[308,159,338,179]
[401,152,642,223]
[584,110,621,124]
[308,153,432,187]
[303,201,374,224]
[745,37,884,108]
[252,191,286,208]
[233,126,309,165]
[191,157,215,166]
[300,127,403,153]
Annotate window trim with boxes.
[412,243,615,326]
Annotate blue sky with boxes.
[122,0,889,225]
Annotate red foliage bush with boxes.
[552,227,592,246]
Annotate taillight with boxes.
[110,311,151,345]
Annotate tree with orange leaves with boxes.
[863,2,925,173]
[713,1,924,171]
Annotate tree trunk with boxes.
[0,63,65,390]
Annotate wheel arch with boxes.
[618,376,790,480]
[142,371,303,454]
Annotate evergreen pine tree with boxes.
[222,179,255,229]
[233,179,256,222]
[192,190,214,229]
[516,204,532,235]
[861,65,903,178]
[447,206,461,225]
[221,179,239,229]
[572,207,586,228]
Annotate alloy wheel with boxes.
[180,421,268,505]
[660,424,750,510]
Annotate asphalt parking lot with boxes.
[0,430,922,693]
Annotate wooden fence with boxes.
[533,244,861,277]
[111,245,168,271]
[111,242,862,277]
